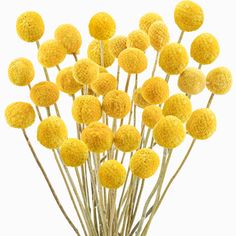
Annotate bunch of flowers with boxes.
[5,1,232,235]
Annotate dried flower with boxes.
[142,105,163,128]
[109,35,127,58]
[139,13,163,33]
[127,29,150,51]
[133,88,151,109]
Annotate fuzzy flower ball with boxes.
[38,40,66,68]
[99,160,126,189]
[133,88,151,109]
[37,116,68,149]
[30,81,60,107]
[102,90,131,119]
[8,58,35,86]
[153,116,186,149]
[109,35,127,58]
[88,40,115,68]
[60,138,88,167]
[142,105,163,128]
[114,125,141,152]
[186,108,216,140]
[178,67,206,95]
[5,102,35,129]
[191,33,220,65]
[118,48,148,74]
[163,94,192,122]
[130,148,160,179]
[81,122,113,153]
[142,77,169,104]
[206,67,232,95]
[89,12,116,40]
[16,11,44,42]
[126,29,150,51]
[159,43,189,75]
[174,0,204,32]
[139,13,163,33]
[55,24,82,54]
[72,95,102,125]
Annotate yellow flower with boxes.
[127,29,150,51]
[133,88,151,109]
[55,24,82,54]
[99,66,108,73]
[37,116,68,149]
[99,160,126,189]
[130,148,160,179]
[30,81,60,107]
[142,105,163,128]
[5,102,35,129]
[81,122,113,153]
[142,77,169,104]
[60,138,88,167]
[89,12,116,40]
[206,67,232,95]
[139,13,163,33]
[72,95,102,124]
[191,33,220,65]
[109,35,127,58]
[38,39,66,68]
[16,11,44,42]
[8,58,35,86]
[153,116,186,148]
[186,108,217,140]
[159,43,189,75]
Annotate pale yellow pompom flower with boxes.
[37,116,68,149]
[153,116,186,149]
[127,30,150,51]
[142,105,163,128]
[159,43,189,75]
[206,67,232,95]
[133,88,151,109]
[16,11,44,42]
[55,24,82,54]
[139,13,163,33]
[191,33,220,65]
[99,160,126,189]
[5,102,35,129]
[186,108,216,140]
[89,12,116,40]
[109,35,127,58]
[60,138,88,167]
[8,58,35,86]
[38,40,66,68]
[130,148,160,179]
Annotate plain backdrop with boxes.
[0,0,236,235]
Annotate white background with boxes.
[0,0,236,235]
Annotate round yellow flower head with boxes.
[60,138,88,167]
[81,122,113,153]
[191,33,220,65]
[148,21,170,52]
[30,81,60,107]
[56,67,83,95]
[89,12,116,40]
[118,48,148,74]
[8,58,35,86]
[102,90,131,119]
[99,160,126,189]
[186,108,216,140]
[72,95,102,124]
[55,24,82,54]
[159,43,189,75]
[109,35,127,58]
[139,12,163,33]
[163,94,192,122]
[174,0,204,32]
[178,67,206,95]
[16,11,44,42]
[91,73,117,96]
[133,88,151,109]
[153,116,186,149]
[87,40,115,68]
[38,40,66,68]
[5,102,35,129]
[142,105,163,128]
[114,125,141,152]
[126,29,150,51]
[37,116,68,149]
[206,67,232,95]
[130,148,160,179]
[73,58,99,85]
[142,77,169,104]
